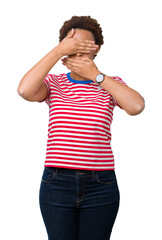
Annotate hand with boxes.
[62,56,100,81]
[57,28,98,57]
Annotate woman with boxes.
[17,16,145,240]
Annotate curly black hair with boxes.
[59,16,104,46]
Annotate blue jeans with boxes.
[39,167,120,240]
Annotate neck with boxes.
[70,71,88,81]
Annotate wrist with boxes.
[53,45,65,58]
[91,69,101,82]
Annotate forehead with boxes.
[73,29,95,41]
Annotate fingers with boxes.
[67,28,75,38]
[74,38,98,53]
[65,31,99,54]
[77,41,98,53]
[61,58,78,67]
[77,38,95,43]
[79,57,90,62]
[62,60,78,73]
[61,57,90,64]
[61,59,78,70]
[61,57,90,70]
[78,47,98,53]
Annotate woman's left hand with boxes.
[61,56,100,81]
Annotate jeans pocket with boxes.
[96,170,117,184]
[41,167,56,183]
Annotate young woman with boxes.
[17,16,145,240]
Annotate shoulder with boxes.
[110,75,127,86]
[45,73,67,84]
[48,73,67,80]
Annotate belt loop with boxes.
[92,170,96,179]
[55,168,58,177]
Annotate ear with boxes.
[95,45,101,55]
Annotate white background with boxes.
[1,0,162,239]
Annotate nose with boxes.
[76,53,83,57]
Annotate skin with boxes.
[62,29,145,115]
[17,27,145,115]
[62,28,100,81]
[17,28,97,99]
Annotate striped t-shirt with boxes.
[39,72,127,171]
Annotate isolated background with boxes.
[1,0,162,239]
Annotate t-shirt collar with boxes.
[67,72,93,84]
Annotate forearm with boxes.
[17,46,63,98]
[61,56,145,115]
[94,74,145,115]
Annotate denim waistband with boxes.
[45,166,114,176]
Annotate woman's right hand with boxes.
[57,28,98,56]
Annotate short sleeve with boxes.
[38,74,51,106]
[112,76,128,109]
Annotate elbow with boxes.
[17,85,26,98]
[17,80,25,96]
[17,86,31,100]
[137,98,145,115]
[125,98,145,116]
[17,86,24,96]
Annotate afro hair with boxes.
[59,16,104,46]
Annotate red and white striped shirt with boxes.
[39,72,127,171]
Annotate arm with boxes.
[17,29,98,101]
[62,56,145,116]
[17,47,62,100]
[95,74,145,115]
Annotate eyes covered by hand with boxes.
[58,28,99,57]
[60,28,101,80]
